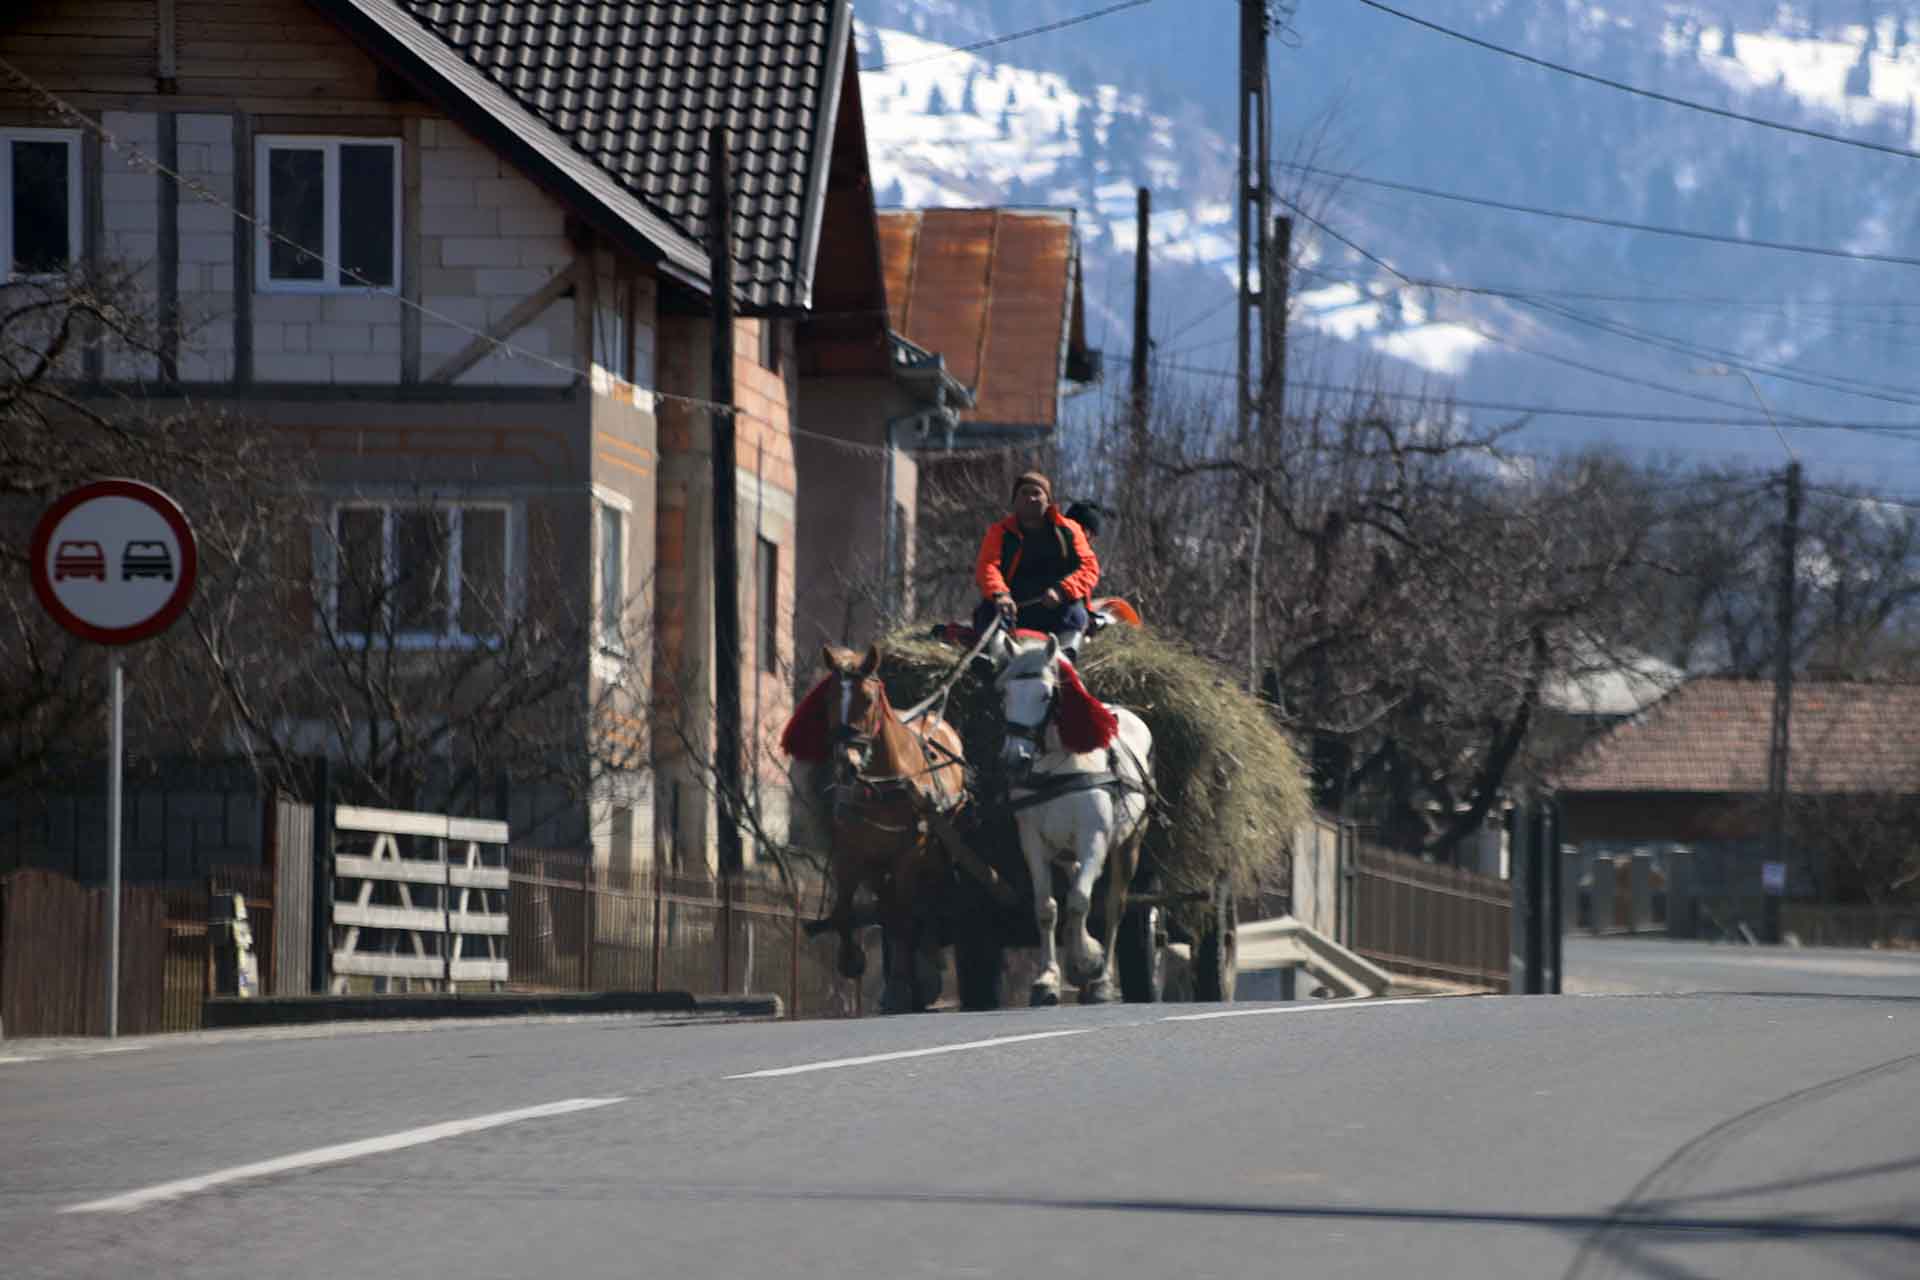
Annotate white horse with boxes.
[995,634,1153,1005]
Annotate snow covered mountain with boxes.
[855,1,1920,492]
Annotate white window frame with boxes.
[255,135,402,293]
[1,127,83,282]
[593,487,632,661]
[327,500,513,648]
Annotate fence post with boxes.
[720,874,734,994]
[649,872,663,993]
[580,867,594,991]
[789,895,800,1019]
[310,758,332,994]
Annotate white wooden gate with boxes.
[330,805,509,993]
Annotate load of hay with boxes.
[873,624,1312,902]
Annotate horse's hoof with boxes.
[1066,947,1106,986]
[1029,984,1061,1007]
[837,938,866,980]
[1080,979,1116,1005]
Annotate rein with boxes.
[898,615,1006,725]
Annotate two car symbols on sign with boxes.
[52,539,175,583]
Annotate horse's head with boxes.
[994,635,1120,776]
[995,635,1060,776]
[821,643,887,784]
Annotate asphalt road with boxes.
[1565,935,1920,998]
[5,990,1916,1280]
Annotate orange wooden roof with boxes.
[877,208,1089,432]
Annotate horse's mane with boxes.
[1053,658,1119,753]
[781,674,834,762]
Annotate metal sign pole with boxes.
[107,657,124,1039]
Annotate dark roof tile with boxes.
[321,0,846,309]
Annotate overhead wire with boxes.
[1280,160,1920,270]
[862,0,1160,73]
[1351,0,1920,163]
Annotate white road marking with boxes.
[0,1044,143,1067]
[1161,997,1431,1022]
[727,1028,1096,1079]
[62,1096,625,1214]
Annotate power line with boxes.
[1352,0,1920,164]
[1274,195,1920,424]
[1118,357,1920,436]
[863,0,1160,73]
[1283,160,1920,270]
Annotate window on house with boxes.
[756,535,779,674]
[1,128,81,278]
[330,502,509,644]
[258,136,399,290]
[597,500,625,650]
[757,318,780,374]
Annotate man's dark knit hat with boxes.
[1011,470,1052,501]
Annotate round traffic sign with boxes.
[30,479,199,645]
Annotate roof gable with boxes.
[1553,677,1920,795]
[877,208,1093,433]
[316,0,850,310]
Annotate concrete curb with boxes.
[202,990,783,1029]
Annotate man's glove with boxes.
[994,593,1017,624]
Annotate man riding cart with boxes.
[972,471,1099,658]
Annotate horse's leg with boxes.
[1064,812,1112,989]
[1021,816,1062,1007]
[878,839,927,1015]
[1082,821,1140,1004]
[831,861,866,980]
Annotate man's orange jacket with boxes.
[975,507,1100,602]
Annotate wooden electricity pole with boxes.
[708,129,743,877]
[1130,186,1151,450]
[1236,0,1272,453]
[1765,460,1802,940]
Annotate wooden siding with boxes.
[1,1,390,110]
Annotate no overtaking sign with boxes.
[30,478,198,645]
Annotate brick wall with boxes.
[174,112,236,381]
[418,119,576,388]
[99,110,160,381]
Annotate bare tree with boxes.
[0,264,290,791]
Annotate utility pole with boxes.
[708,129,743,877]
[1130,186,1151,453]
[1235,0,1272,453]
[1263,214,1291,419]
[1238,0,1272,693]
[1765,460,1802,942]
[1246,215,1292,697]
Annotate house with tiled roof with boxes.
[0,0,921,872]
[1553,677,1920,923]
[877,207,1099,449]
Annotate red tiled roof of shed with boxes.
[1553,677,1920,794]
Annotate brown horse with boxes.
[783,644,966,1013]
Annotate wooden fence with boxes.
[1350,842,1511,992]
[508,851,877,1018]
[0,866,274,1038]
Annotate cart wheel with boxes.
[1117,900,1165,1003]
[954,926,1006,1011]
[1193,879,1238,1003]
